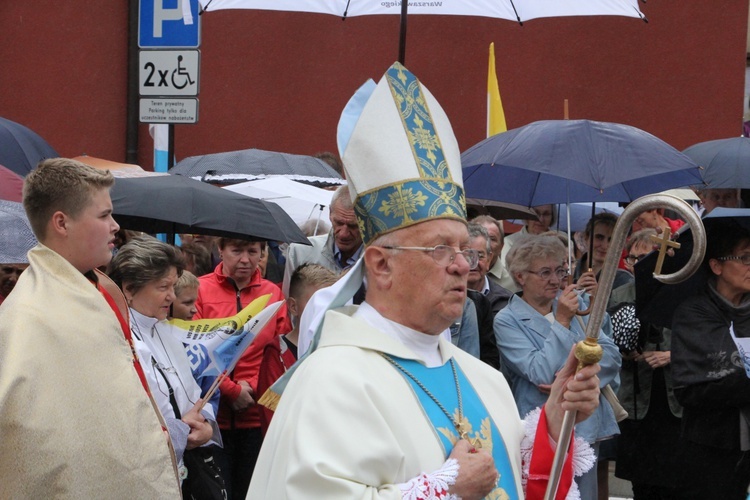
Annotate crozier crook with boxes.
[543,193,706,500]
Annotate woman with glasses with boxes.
[108,236,225,496]
[671,219,750,499]
[622,233,655,271]
[494,234,621,499]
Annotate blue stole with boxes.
[388,356,519,500]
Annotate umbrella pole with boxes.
[587,203,596,270]
[314,205,323,236]
[167,124,175,170]
[398,0,408,64]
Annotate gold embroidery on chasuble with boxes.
[438,412,509,500]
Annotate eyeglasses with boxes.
[624,254,649,266]
[381,245,480,270]
[718,254,750,266]
[526,267,569,281]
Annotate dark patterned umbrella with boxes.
[0,200,37,264]
[171,148,343,187]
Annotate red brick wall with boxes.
[2,1,747,170]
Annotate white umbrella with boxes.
[197,0,646,63]
[223,177,334,231]
[198,0,645,20]
[660,188,699,202]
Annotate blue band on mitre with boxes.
[386,63,452,182]
[354,179,467,244]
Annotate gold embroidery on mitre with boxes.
[384,63,453,183]
[378,186,428,224]
[396,65,408,85]
[409,115,439,165]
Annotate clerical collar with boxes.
[354,301,446,368]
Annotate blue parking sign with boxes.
[139,0,200,48]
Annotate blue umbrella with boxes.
[0,117,59,177]
[462,119,704,206]
[682,137,750,188]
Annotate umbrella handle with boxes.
[564,270,594,316]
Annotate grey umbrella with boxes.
[171,148,343,187]
[0,200,37,264]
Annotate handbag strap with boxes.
[153,358,182,419]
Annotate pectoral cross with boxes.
[456,419,482,449]
[649,227,681,275]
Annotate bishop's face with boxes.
[382,219,471,335]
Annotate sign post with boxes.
[138,0,201,169]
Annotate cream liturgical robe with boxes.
[248,307,526,499]
[0,245,180,499]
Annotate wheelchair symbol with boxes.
[172,55,195,90]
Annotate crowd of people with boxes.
[1,63,749,500]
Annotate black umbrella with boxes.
[171,148,343,187]
[110,175,310,245]
[635,208,750,329]
[0,117,59,177]
[466,199,538,221]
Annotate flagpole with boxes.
[398,0,408,64]
[196,370,228,413]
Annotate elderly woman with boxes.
[108,236,223,494]
[495,234,621,498]
[496,205,561,292]
[671,219,750,499]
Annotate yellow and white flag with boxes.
[487,42,507,137]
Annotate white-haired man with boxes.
[249,63,600,500]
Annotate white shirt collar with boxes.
[354,301,446,367]
[482,275,491,295]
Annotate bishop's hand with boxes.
[447,439,498,500]
[545,346,601,442]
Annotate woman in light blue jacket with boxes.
[495,234,621,499]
